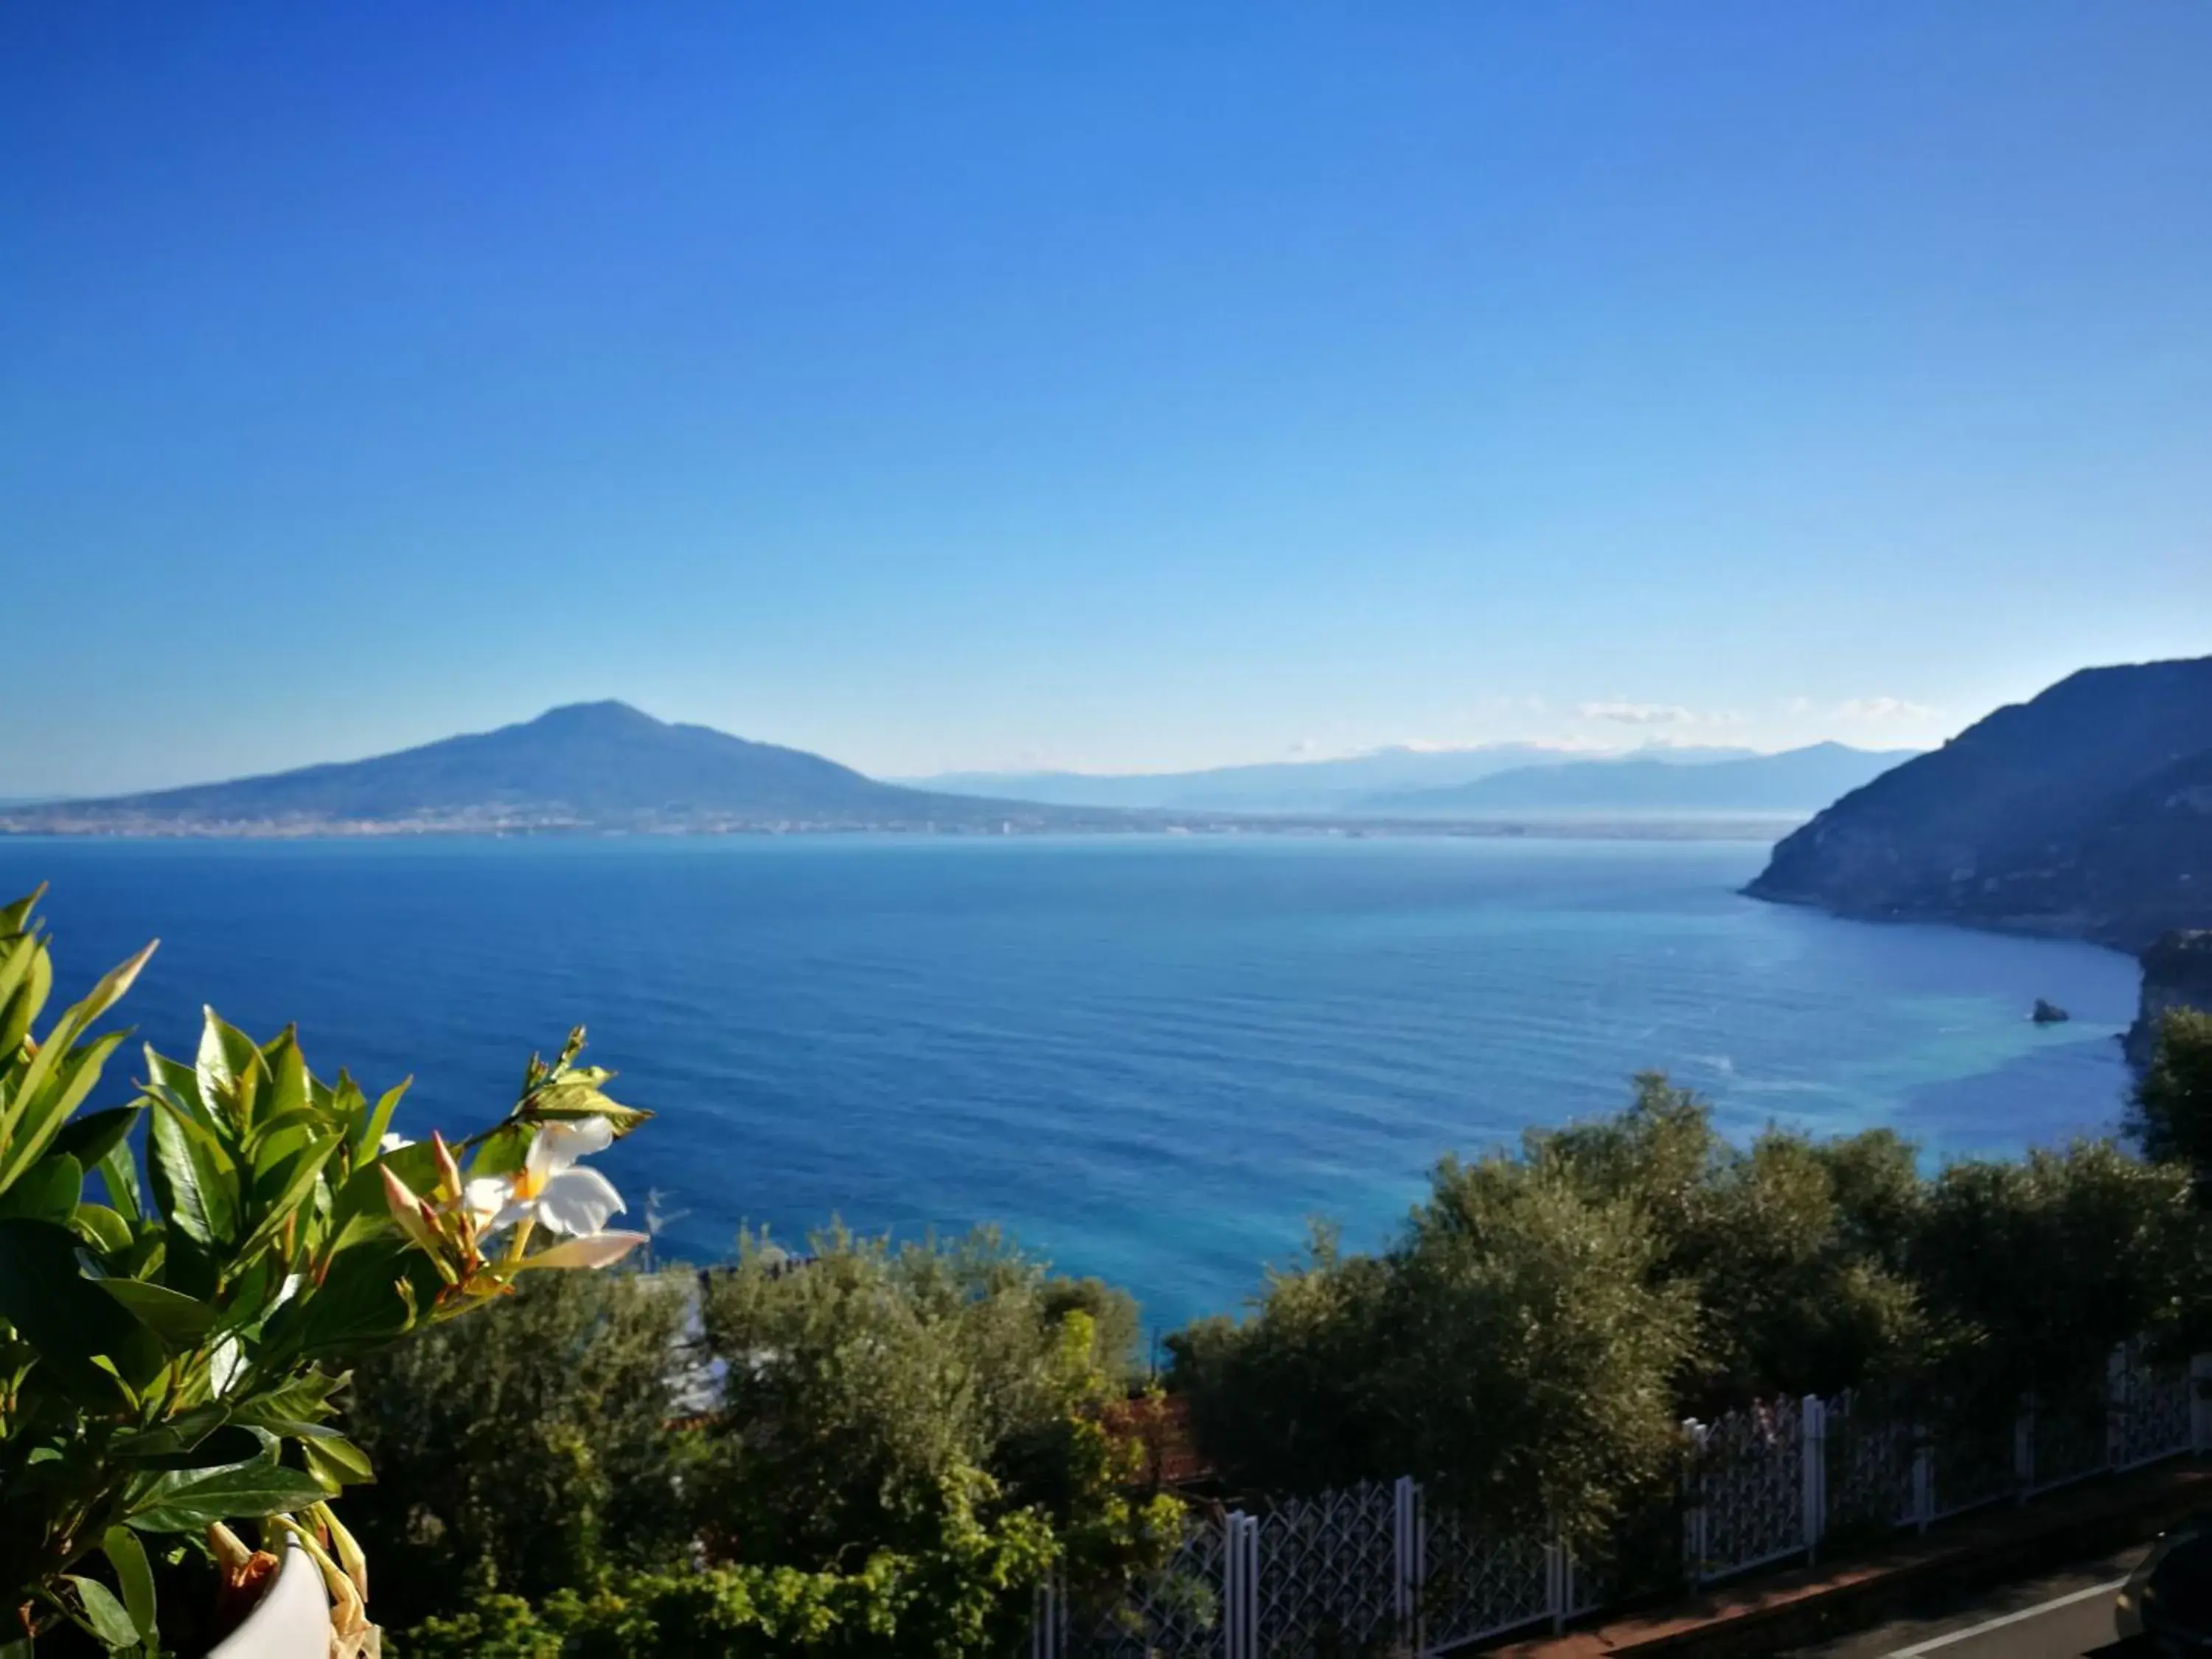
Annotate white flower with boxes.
[462,1118,647,1267]
[379,1132,414,1155]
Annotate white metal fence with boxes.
[1031,1346,2212,1658]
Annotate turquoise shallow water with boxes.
[0,835,2140,1333]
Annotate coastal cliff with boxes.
[1747,656,2212,953]
[2126,931,2212,1069]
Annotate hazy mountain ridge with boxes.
[0,703,1066,833]
[1747,656,2212,951]
[905,743,1761,814]
[1352,742,1918,818]
[4,706,1871,840]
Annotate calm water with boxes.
[0,835,2140,1333]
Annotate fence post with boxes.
[1911,1423,1934,1531]
[2107,1345,2129,1471]
[1801,1395,1826,1562]
[1680,1419,1708,1587]
[2194,1355,2212,1455]
[1543,1538,1567,1635]
[1222,1512,1245,1659]
[1393,1476,1422,1656]
[2013,1397,2034,1503]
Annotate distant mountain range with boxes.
[1749,655,2212,953]
[0,703,1913,839]
[1350,742,1916,818]
[904,743,1769,815]
[0,703,1071,835]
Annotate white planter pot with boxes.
[207,1540,330,1659]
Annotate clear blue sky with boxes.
[5,2,2208,795]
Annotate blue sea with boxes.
[0,835,2141,1335]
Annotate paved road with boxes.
[1783,1545,2149,1659]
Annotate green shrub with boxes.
[695,1225,1180,1601]
[1174,1150,1699,1545]
[344,1267,701,1629]
[1171,1072,2212,1551]
[401,1469,1057,1658]
[2129,1007,2212,1193]
[1526,1076,1929,1405]
[1911,1140,2202,1409]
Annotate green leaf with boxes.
[125,1436,330,1533]
[111,1403,233,1460]
[0,1217,145,1399]
[262,1026,310,1120]
[246,1107,328,1178]
[0,882,47,938]
[73,1202,134,1255]
[466,1121,532,1180]
[64,1574,139,1650]
[102,1526,158,1643]
[145,1051,223,1141]
[195,1010,236,1111]
[355,1077,411,1161]
[114,1422,263,1471]
[0,1031,128,1194]
[0,962,43,1061]
[229,1370,344,1430]
[70,940,159,1031]
[516,1079,653,1138]
[99,1144,142,1223]
[147,1099,239,1248]
[299,1430,375,1492]
[261,1241,425,1363]
[97,1278,219,1346]
[55,1105,144,1170]
[196,1009,264,1125]
[327,1138,439,1239]
[0,1153,83,1222]
[237,1133,343,1259]
[0,940,153,1150]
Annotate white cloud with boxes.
[1578,700,1698,726]
[1835,696,1936,723]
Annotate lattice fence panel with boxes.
[1685,1402,1804,1581]
[1250,1483,1401,1659]
[1066,1512,1228,1659]
[1823,1394,1916,1532]
[1418,1506,1550,1652]
[2114,1351,2194,1470]
[1930,1422,2014,1520]
[2028,1390,2107,1493]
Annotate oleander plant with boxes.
[0,887,651,1659]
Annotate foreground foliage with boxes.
[0,887,650,1657]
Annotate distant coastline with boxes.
[0,811,1800,843]
[4,703,1891,846]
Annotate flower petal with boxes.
[521,1230,649,1270]
[462,1176,515,1230]
[526,1117,614,1184]
[533,1165,625,1237]
[378,1133,414,1155]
